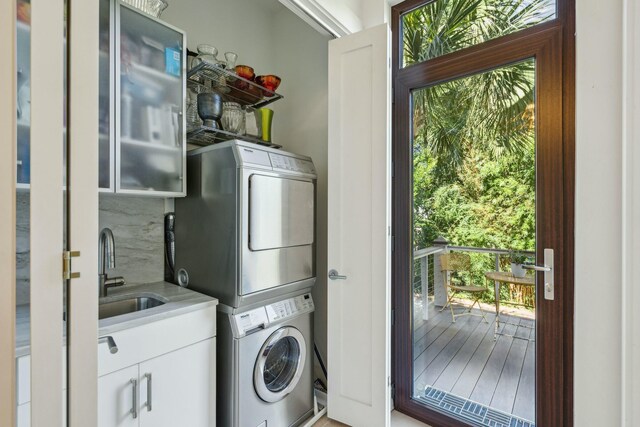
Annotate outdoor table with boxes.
[484,271,535,340]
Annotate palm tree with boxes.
[404,0,554,173]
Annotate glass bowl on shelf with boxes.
[255,75,282,96]
[121,0,168,18]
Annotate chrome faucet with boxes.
[99,228,126,297]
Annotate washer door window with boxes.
[254,326,306,403]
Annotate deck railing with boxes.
[413,244,535,320]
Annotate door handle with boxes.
[130,378,138,419]
[98,335,118,354]
[144,373,153,411]
[328,269,347,280]
[522,264,551,272]
[522,248,554,300]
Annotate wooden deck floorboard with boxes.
[413,301,535,422]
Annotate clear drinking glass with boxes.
[186,86,202,131]
[221,102,245,134]
[224,51,238,70]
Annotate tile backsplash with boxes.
[98,195,165,286]
[16,192,30,306]
[16,194,166,305]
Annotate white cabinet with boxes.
[98,365,140,427]
[98,338,216,427]
[139,338,216,427]
[99,0,186,197]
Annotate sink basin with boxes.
[99,296,166,320]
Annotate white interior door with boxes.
[24,0,67,425]
[327,23,391,427]
[67,0,100,425]
[1,0,99,426]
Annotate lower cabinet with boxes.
[98,364,140,427]
[99,338,216,427]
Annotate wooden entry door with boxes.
[391,2,575,426]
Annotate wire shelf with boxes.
[187,62,283,109]
[187,126,282,149]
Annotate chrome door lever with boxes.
[522,248,554,300]
[522,264,551,272]
[328,269,347,280]
[98,335,118,354]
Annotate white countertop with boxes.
[15,281,218,358]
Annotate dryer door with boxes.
[254,326,307,403]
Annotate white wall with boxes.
[313,0,364,33]
[621,0,640,424]
[162,0,277,73]
[271,7,330,381]
[165,0,331,379]
[575,0,629,424]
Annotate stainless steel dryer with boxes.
[174,140,317,307]
[217,291,315,427]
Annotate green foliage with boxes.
[413,143,535,253]
[402,0,555,66]
[508,250,528,265]
[406,0,548,307]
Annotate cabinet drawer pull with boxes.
[130,378,138,419]
[145,373,153,411]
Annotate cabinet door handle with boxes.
[144,373,153,411]
[130,378,138,419]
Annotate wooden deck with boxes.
[413,301,535,423]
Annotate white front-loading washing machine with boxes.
[217,291,315,427]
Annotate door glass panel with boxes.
[99,0,113,190]
[411,59,536,425]
[402,0,555,67]
[15,3,30,417]
[263,336,301,392]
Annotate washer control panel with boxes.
[265,293,314,322]
[231,293,314,338]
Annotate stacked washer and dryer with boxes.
[175,140,317,427]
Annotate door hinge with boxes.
[63,250,81,280]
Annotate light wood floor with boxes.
[413,302,535,422]
[315,411,432,426]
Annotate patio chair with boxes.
[440,252,489,323]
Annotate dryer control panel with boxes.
[231,293,314,338]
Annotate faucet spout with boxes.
[99,228,116,274]
[99,228,123,297]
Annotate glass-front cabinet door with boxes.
[99,0,186,196]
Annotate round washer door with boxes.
[254,326,307,403]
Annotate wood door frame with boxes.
[390,1,575,426]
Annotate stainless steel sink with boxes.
[99,296,166,320]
